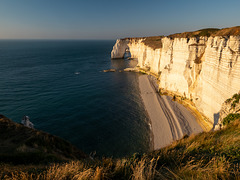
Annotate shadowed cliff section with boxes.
[0,115,86,165]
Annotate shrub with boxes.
[225,98,232,103]
[231,93,240,109]
[223,113,240,125]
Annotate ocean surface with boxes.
[0,40,151,157]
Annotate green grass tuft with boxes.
[223,113,240,125]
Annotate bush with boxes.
[231,93,240,109]
[225,98,232,103]
[223,113,240,125]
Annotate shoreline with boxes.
[139,74,203,150]
[160,89,213,132]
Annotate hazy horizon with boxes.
[0,0,239,40]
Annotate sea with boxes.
[0,40,151,158]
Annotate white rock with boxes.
[111,36,240,123]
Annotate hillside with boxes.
[1,89,240,179]
[0,114,86,166]
[0,94,240,179]
[168,26,240,38]
[122,26,240,50]
[1,117,239,179]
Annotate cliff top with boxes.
[122,26,240,49]
[169,26,240,38]
[123,36,164,49]
[168,28,220,38]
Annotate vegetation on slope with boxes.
[168,26,240,38]
[225,93,240,109]
[122,26,240,50]
[142,36,164,50]
[124,36,164,50]
[168,28,220,38]
[213,26,240,36]
[223,113,240,125]
[0,115,86,165]
[1,115,240,179]
[222,93,240,126]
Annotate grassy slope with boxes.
[169,26,240,38]
[1,118,240,179]
[123,26,240,50]
[0,115,86,166]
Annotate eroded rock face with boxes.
[111,36,240,123]
[111,39,129,59]
[196,36,240,121]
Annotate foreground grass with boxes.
[1,119,240,179]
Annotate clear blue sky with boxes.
[0,0,239,40]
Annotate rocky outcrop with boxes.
[219,92,240,123]
[111,27,240,124]
[111,39,130,59]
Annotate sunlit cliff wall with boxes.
[111,35,240,123]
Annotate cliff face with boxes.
[111,31,240,124]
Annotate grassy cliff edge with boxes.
[123,26,240,50]
[1,115,240,179]
[0,115,86,166]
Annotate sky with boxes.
[0,0,239,40]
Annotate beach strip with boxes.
[139,75,202,150]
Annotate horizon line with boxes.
[0,38,116,41]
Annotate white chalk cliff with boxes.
[111,29,240,124]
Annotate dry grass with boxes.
[1,119,240,179]
[168,26,240,38]
[123,36,164,49]
[168,28,220,38]
[122,26,240,50]
[212,26,240,36]
[142,36,164,50]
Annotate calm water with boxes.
[0,40,150,157]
